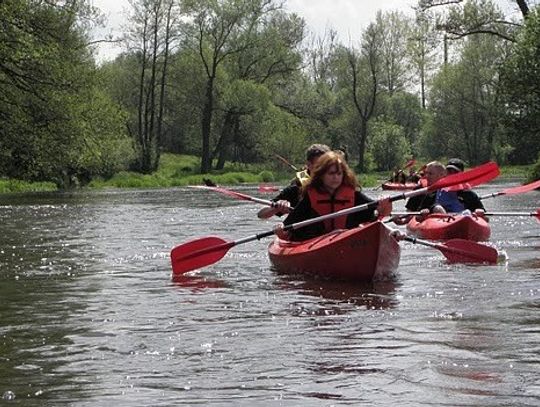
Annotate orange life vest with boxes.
[307,185,355,232]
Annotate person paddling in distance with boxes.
[393,160,485,225]
[273,151,393,241]
[257,143,331,219]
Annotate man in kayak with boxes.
[440,158,485,215]
[257,143,330,219]
[393,160,485,224]
[273,151,392,241]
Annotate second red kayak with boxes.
[381,182,418,191]
[406,213,491,241]
[268,221,400,281]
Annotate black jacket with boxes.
[405,189,485,212]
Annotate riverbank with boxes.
[0,153,534,193]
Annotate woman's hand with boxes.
[273,200,292,213]
[273,222,290,240]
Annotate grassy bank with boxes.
[0,179,57,194]
[88,154,291,189]
[0,154,535,193]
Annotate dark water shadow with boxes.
[273,271,400,311]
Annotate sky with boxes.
[91,0,418,62]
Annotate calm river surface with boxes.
[0,181,539,406]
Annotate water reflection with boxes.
[275,273,399,311]
[170,272,228,290]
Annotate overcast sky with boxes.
[91,0,531,61]
[91,0,419,62]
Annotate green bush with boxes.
[528,155,540,183]
[258,170,275,182]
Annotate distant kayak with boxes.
[381,182,418,191]
[406,213,491,241]
[268,221,400,281]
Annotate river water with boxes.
[0,182,538,406]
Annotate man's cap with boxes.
[446,158,465,172]
[306,144,330,161]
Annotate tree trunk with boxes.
[156,1,173,171]
[357,119,368,172]
[200,77,215,173]
[214,112,235,170]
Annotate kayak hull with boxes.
[268,221,400,281]
[406,214,491,241]
[381,182,418,191]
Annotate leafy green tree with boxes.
[423,30,506,164]
[213,9,305,169]
[499,7,540,163]
[375,10,412,94]
[408,8,441,108]
[125,0,178,173]
[0,0,132,188]
[333,27,382,172]
[376,92,424,157]
[369,118,411,171]
[181,0,285,173]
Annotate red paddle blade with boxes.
[535,208,540,223]
[171,236,232,275]
[431,162,499,192]
[440,239,500,265]
[502,179,540,195]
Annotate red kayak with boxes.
[381,182,418,191]
[268,221,400,281]
[406,213,491,241]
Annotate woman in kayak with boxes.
[273,151,392,241]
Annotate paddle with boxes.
[188,185,289,209]
[399,235,501,264]
[484,209,540,222]
[479,179,540,200]
[171,162,500,274]
[275,154,299,171]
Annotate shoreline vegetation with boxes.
[0,153,534,194]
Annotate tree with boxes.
[333,21,382,172]
[181,0,283,173]
[369,118,411,171]
[418,0,524,42]
[212,9,304,169]
[375,10,412,94]
[407,8,441,108]
[0,0,132,188]
[125,0,178,173]
[424,32,507,164]
[499,7,540,163]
